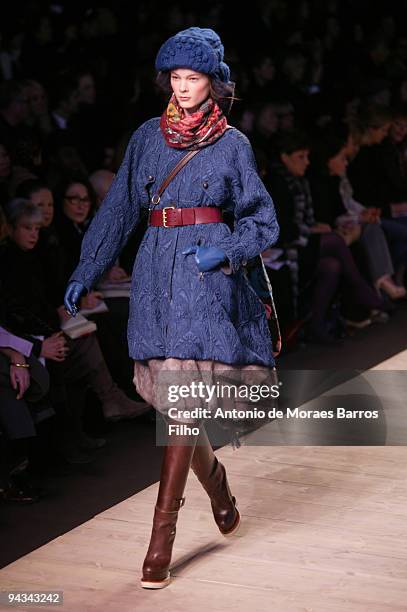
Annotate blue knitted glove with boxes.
[64,282,87,317]
[182,245,227,272]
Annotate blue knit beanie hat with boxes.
[155,27,231,83]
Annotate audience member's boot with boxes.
[102,387,150,422]
[88,360,150,422]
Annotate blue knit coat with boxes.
[69,118,280,366]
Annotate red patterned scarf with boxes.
[160,94,228,149]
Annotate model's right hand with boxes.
[64,281,87,317]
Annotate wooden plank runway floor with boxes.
[1,354,407,612]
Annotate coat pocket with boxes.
[200,173,228,205]
[204,267,266,332]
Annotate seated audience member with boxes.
[313,126,406,298]
[16,179,68,310]
[270,131,387,341]
[0,199,148,447]
[53,177,97,285]
[0,322,51,502]
[267,131,323,325]
[347,105,393,215]
[17,191,146,416]
[347,111,407,285]
[308,132,394,324]
[36,177,147,395]
[0,209,51,500]
[53,178,139,389]
[342,125,407,295]
[376,104,407,209]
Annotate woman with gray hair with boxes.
[0,198,144,462]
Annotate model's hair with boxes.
[156,71,237,115]
[3,198,43,228]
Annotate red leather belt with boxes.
[149,206,223,228]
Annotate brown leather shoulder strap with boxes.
[155,149,200,201]
[152,125,232,204]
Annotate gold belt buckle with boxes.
[162,206,175,227]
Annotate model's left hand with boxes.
[182,245,227,272]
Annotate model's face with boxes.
[63,182,91,223]
[10,216,41,251]
[328,147,348,177]
[30,188,54,227]
[281,149,310,177]
[170,69,211,115]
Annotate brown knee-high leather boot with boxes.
[191,427,240,536]
[141,428,198,589]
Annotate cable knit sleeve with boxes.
[68,122,148,291]
[216,131,279,273]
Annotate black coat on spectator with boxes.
[376,138,407,203]
[267,169,308,244]
[54,214,91,284]
[347,144,398,217]
[0,240,60,337]
[308,172,347,227]
[35,225,67,309]
[266,165,321,312]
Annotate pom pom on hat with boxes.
[155,27,231,83]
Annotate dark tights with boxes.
[312,233,383,333]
